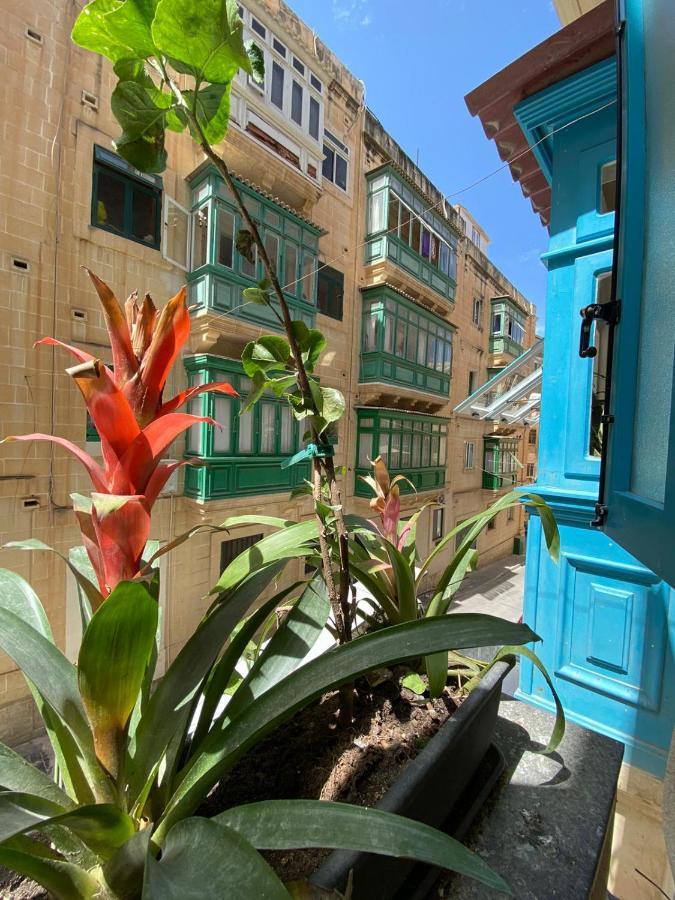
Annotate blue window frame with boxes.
[603,0,675,586]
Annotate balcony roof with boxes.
[464,1,615,226]
[455,340,544,426]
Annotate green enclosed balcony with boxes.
[355,408,448,496]
[482,435,520,491]
[489,297,526,358]
[364,165,458,305]
[360,286,453,398]
[187,165,323,332]
[183,355,309,501]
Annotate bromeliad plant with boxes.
[352,457,564,724]
[4,269,236,603]
[0,546,547,897]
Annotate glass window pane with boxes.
[271,61,284,109]
[390,433,401,469]
[131,187,157,244]
[395,321,405,356]
[448,246,457,280]
[358,432,373,467]
[363,313,377,350]
[401,434,411,467]
[431,435,440,466]
[426,336,436,369]
[238,409,253,453]
[589,271,613,457]
[192,205,209,268]
[430,233,440,268]
[368,190,386,233]
[309,97,320,140]
[213,397,232,453]
[95,170,125,233]
[406,325,417,361]
[164,199,188,268]
[273,37,286,57]
[217,207,234,268]
[417,330,427,365]
[421,227,431,260]
[411,216,421,252]
[260,403,276,453]
[322,144,334,181]
[439,242,449,276]
[251,17,266,37]
[291,81,303,126]
[412,434,421,468]
[186,374,204,453]
[600,161,617,214]
[388,194,399,233]
[422,434,431,467]
[384,312,393,353]
[379,432,389,459]
[335,155,347,190]
[301,252,315,302]
[264,232,279,276]
[239,232,257,279]
[439,435,447,465]
[280,405,293,453]
[492,313,502,334]
[399,204,411,243]
[284,242,298,289]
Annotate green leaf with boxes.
[223,576,330,724]
[184,82,232,144]
[111,80,169,172]
[157,615,539,834]
[0,606,110,804]
[242,286,269,306]
[0,743,72,808]
[144,817,289,898]
[290,323,326,373]
[318,387,345,427]
[401,673,426,695]
[242,336,291,377]
[125,563,287,805]
[188,581,303,754]
[71,0,154,64]
[0,567,52,640]
[217,800,510,894]
[288,482,313,500]
[213,519,319,594]
[78,581,158,779]
[101,828,151,899]
[152,0,252,84]
[0,792,135,861]
[491,645,565,753]
[382,540,417,622]
[0,843,98,900]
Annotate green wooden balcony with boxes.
[482,436,520,492]
[187,165,323,332]
[359,286,453,398]
[489,334,525,358]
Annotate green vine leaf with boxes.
[242,337,291,377]
[184,83,232,144]
[152,0,252,84]
[71,0,155,64]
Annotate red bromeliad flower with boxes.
[359,456,413,549]
[4,270,236,600]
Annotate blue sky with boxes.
[289,0,561,329]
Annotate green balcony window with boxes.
[482,436,520,491]
[359,286,454,398]
[187,166,323,331]
[364,165,457,304]
[355,408,448,496]
[489,297,527,357]
[183,355,309,500]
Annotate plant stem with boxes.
[163,69,354,719]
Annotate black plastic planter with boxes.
[310,658,515,900]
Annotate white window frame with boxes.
[472,297,483,327]
[322,131,349,193]
[162,196,192,271]
[464,441,475,470]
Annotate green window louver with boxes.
[482,436,520,491]
[359,286,453,397]
[183,354,310,500]
[187,167,322,331]
[364,166,457,304]
[355,408,448,496]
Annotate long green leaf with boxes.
[157,615,539,837]
[346,557,401,625]
[0,567,53,640]
[217,800,510,894]
[490,645,565,753]
[125,562,287,805]
[144,817,289,899]
[0,744,72,808]
[101,828,151,900]
[222,575,330,724]
[189,581,303,755]
[0,791,135,861]
[382,540,417,622]
[0,843,97,900]
[213,520,318,593]
[0,607,111,804]
[78,581,158,780]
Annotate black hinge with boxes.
[591,502,609,528]
[579,299,621,358]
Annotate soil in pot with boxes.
[202,667,463,883]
